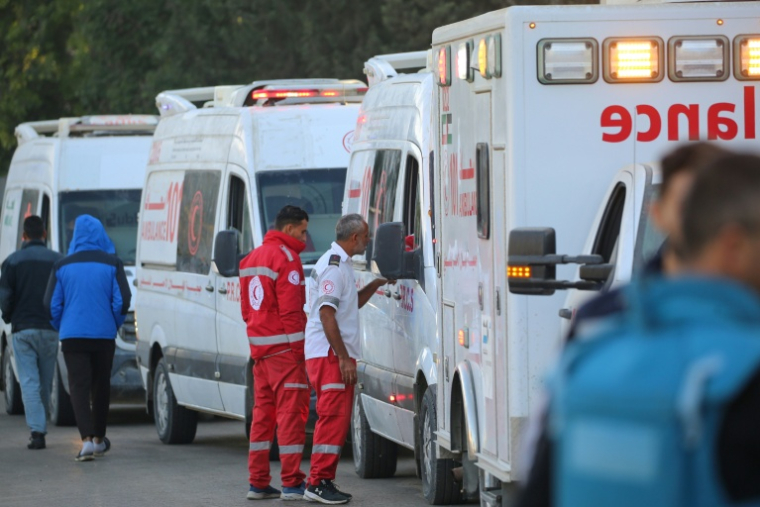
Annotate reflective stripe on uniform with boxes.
[249,334,290,346]
[316,295,340,308]
[240,267,279,280]
[321,383,345,391]
[250,441,271,451]
[279,444,305,454]
[285,383,309,389]
[280,245,294,262]
[312,444,342,455]
[287,332,304,343]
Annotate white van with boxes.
[135,79,365,444]
[0,115,156,424]
[356,2,760,505]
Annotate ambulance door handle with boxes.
[218,287,228,295]
[384,289,392,298]
[205,282,214,292]
[559,308,572,320]
[392,291,402,300]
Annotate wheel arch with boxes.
[450,361,479,458]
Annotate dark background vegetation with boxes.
[0,0,595,174]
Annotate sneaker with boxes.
[93,437,111,457]
[304,480,350,504]
[27,432,45,450]
[75,440,94,462]
[281,481,306,501]
[247,484,281,500]
[332,483,352,500]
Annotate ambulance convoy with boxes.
[133,79,365,443]
[0,115,155,423]
[348,1,760,505]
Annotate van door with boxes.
[171,170,224,412]
[215,168,255,416]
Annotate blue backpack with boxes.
[550,278,760,507]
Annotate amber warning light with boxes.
[508,266,532,278]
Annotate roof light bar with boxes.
[604,37,664,83]
[247,86,368,105]
[669,36,728,82]
[735,35,760,80]
[538,38,598,84]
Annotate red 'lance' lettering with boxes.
[601,86,757,143]
[141,182,183,242]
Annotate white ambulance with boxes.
[0,115,155,423]
[135,79,365,444]
[360,2,760,505]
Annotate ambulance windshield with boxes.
[256,168,347,265]
[58,189,141,265]
[634,184,666,271]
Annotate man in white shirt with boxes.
[303,214,390,504]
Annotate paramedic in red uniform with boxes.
[240,205,311,501]
[304,214,391,504]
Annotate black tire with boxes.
[3,347,24,415]
[153,358,197,444]
[420,386,462,505]
[352,391,398,478]
[49,362,76,426]
[244,365,280,461]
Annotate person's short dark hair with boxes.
[660,142,728,196]
[680,153,760,259]
[23,215,45,240]
[274,205,309,230]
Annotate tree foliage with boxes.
[0,0,595,173]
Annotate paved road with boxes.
[0,398,439,507]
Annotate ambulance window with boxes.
[403,156,422,250]
[176,170,221,274]
[41,195,51,248]
[227,175,254,255]
[367,149,402,257]
[476,143,490,239]
[16,189,40,250]
[592,184,626,263]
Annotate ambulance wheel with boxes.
[3,347,24,415]
[352,391,397,478]
[49,362,76,426]
[420,387,462,505]
[244,366,280,461]
[154,358,197,444]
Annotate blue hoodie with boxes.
[44,215,131,340]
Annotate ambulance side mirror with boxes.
[372,222,416,280]
[213,229,240,278]
[507,228,557,296]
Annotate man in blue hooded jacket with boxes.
[44,214,131,462]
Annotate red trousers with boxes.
[249,351,310,488]
[306,351,355,486]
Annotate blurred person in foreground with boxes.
[239,205,311,501]
[44,215,130,462]
[0,216,62,449]
[517,152,760,507]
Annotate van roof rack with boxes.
[363,50,431,87]
[156,79,369,117]
[15,115,159,144]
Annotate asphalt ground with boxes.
[0,398,436,507]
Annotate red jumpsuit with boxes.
[240,230,309,489]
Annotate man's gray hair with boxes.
[336,214,366,241]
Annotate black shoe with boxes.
[93,437,111,457]
[304,480,350,504]
[27,432,45,450]
[332,483,352,500]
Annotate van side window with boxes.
[41,194,51,248]
[227,175,254,255]
[17,189,40,250]
[403,156,421,250]
[476,143,490,239]
[367,150,402,246]
[592,183,626,263]
[176,171,221,274]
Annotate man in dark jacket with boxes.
[44,214,131,462]
[0,216,62,449]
